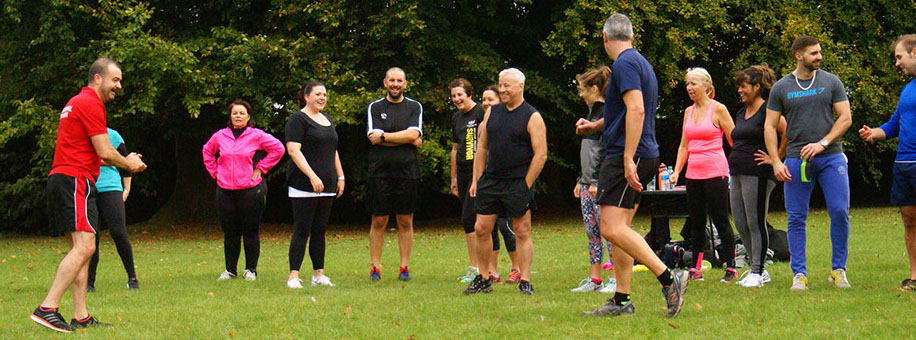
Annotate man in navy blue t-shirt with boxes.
[580,13,688,318]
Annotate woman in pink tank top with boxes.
[670,67,738,282]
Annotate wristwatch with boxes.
[819,139,829,147]
[380,132,386,142]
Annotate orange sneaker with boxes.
[506,269,521,284]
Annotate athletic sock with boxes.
[613,292,630,306]
[657,269,674,287]
[38,306,58,313]
[591,277,603,285]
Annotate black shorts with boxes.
[596,156,659,209]
[891,162,916,206]
[46,173,99,236]
[456,170,476,233]
[474,175,536,218]
[367,177,418,216]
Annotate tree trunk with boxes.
[148,130,217,224]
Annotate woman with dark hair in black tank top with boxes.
[729,65,786,287]
[285,82,345,289]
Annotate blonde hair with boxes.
[685,67,715,99]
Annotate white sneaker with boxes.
[287,278,304,289]
[598,278,617,293]
[761,270,772,283]
[243,269,257,281]
[790,273,808,291]
[829,269,851,288]
[311,275,335,287]
[741,273,764,288]
[217,270,236,281]
[570,278,601,292]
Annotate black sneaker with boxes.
[87,283,96,292]
[583,299,635,316]
[463,274,493,294]
[127,277,140,290]
[519,280,535,295]
[70,316,113,330]
[662,269,689,318]
[30,306,73,333]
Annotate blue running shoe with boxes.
[369,266,381,281]
[398,266,411,281]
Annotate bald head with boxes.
[385,67,406,80]
[383,67,407,101]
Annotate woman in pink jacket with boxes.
[203,99,285,282]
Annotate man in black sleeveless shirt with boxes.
[366,67,424,281]
[463,68,547,295]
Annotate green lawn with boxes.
[2,207,913,338]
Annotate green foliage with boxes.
[2,0,915,231]
[543,0,916,186]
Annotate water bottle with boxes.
[801,160,811,182]
[648,177,657,191]
[660,167,669,191]
[668,166,675,190]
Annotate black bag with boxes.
[679,218,725,268]
[662,241,687,268]
[766,222,790,262]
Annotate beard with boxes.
[387,90,402,100]
[802,59,820,71]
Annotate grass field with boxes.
[1,206,913,338]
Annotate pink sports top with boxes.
[684,100,729,180]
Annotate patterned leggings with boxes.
[580,185,613,264]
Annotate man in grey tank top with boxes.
[764,35,853,291]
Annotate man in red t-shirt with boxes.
[30,58,146,333]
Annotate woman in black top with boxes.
[285,82,345,289]
[729,65,786,287]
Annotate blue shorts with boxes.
[890,162,916,206]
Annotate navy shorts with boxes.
[596,156,660,209]
[890,162,916,206]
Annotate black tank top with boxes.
[484,101,536,179]
[729,105,774,179]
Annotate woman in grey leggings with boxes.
[728,65,786,287]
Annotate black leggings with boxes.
[491,217,516,252]
[686,177,736,268]
[88,190,136,285]
[289,196,334,271]
[216,183,267,274]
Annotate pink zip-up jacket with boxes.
[202,127,285,190]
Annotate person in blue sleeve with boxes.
[859,34,916,291]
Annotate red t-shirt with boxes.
[49,87,108,182]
